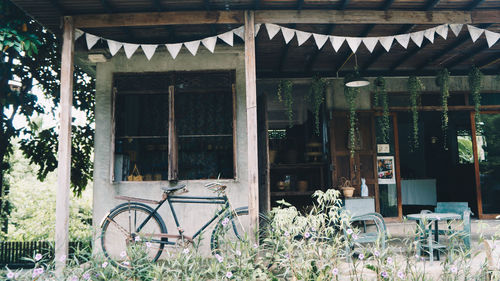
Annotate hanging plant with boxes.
[408,76,424,151]
[374,76,390,143]
[468,65,483,132]
[277,80,294,127]
[436,68,450,149]
[307,75,328,135]
[344,82,360,158]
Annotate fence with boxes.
[0,241,91,269]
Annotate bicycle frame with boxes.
[129,193,231,245]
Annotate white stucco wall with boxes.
[92,46,248,255]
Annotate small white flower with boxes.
[215,254,223,263]
[253,243,258,249]
[235,250,241,256]
[374,250,380,257]
[120,251,127,258]
[304,232,311,239]
[146,242,152,248]
[134,236,141,242]
[122,261,130,266]
[451,266,458,273]
[352,234,358,240]
[226,271,233,278]
[284,231,290,237]
[358,253,364,260]
[332,268,339,276]
[346,229,353,235]
[59,254,67,262]
[222,217,230,226]
[387,257,393,264]
[34,253,42,261]
[102,261,108,268]
[6,272,14,279]
[183,248,190,254]
[398,271,405,279]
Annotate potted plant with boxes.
[339,177,355,198]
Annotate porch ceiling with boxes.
[10,0,500,77]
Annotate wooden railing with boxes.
[0,241,91,269]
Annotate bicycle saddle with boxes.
[161,184,186,193]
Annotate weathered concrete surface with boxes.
[92,46,248,255]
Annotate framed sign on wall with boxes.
[377,156,396,184]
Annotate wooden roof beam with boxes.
[277,24,296,73]
[72,10,500,28]
[466,0,486,10]
[388,41,431,71]
[445,41,489,69]
[339,0,350,10]
[305,24,335,72]
[334,24,375,74]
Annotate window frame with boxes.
[111,71,237,182]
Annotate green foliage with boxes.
[374,76,390,143]
[436,68,450,149]
[468,66,483,133]
[344,85,359,158]
[307,75,328,135]
[457,136,474,164]
[408,76,424,151]
[4,142,92,241]
[277,80,294,128]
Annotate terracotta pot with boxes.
[297,181,308,192]
[342,187,355,198]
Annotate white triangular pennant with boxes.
[281,27,295,44]
[410,31,424,47]
[330,36,345,52]
[395,34,410,49]
[468,25,484,42]
[218,31,234,46]
[184,40,201,56]
[165,43,182,59]
[255,24,261,37]
[233,26,244,40]
[313,33,329,49]
[424,27,436,43]
[107,40,122,56]
[345,37,362,53]
[436,24,448,39]
[123,43,140,59]
[449,24,463,37]
[379,36,394,52]
[85,33,100,50]
[265,23,280,40]
[74,29,84,40]
[201,36,217,53]
[485,30,500,48]
[141,44,158,60]
[362,37,378,53]
[296,31,312,46]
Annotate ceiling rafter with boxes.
[47,0,65,15]
[99,0,137,42]
[445,41,490,69]
[423,0,441,11]
[254,0,260,9]
[416,23,492,70]
[277,24,296,72]
[339,0,350,10]
[297,0,304,10]
[151,0,163,11]
[381,0,396,10]
[333,24,375,74]
[388,40,431,71]
[477,52,500,69]
[466,0,486,10]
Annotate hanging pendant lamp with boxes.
[345,54,370,88]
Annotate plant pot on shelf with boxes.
[297,180,308,192]
[341,186,355,198]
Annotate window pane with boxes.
[176,89,234,180]
[477,114,500,214]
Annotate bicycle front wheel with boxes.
[210,207,271,253]
[101,203,167,265]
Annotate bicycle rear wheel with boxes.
[210,207,271,253]
[101,203,167,265]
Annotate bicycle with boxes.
[100,182,269,265]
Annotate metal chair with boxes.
[343,212,387,259]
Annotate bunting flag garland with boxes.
[330,36,345,52]
[362,37,378,53]
[166,43,182,59]
[395,34,410,49]
[410,31,424,47]
[436,24,448,39]
[86,33,100,50]
[313,33,329,49]
[485,30,500,48]
[123,43,139,59]
[379,36,395,52]
[281,27,295,44]
[107,40,122,56]
[265,23,280,40]
[76,23,499,61]
[141,44,158,60]
[449,24,463,37]
[468,25,484,42]
[201,36,217,53]
[184,40,201,56]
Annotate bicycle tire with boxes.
[101,202,168,266]
[210,207,271,253]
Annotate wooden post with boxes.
[244,10,259,239]
[55,16,74,274]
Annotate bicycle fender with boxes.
[100,202,161,228]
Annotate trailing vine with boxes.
[408,76,424,151]
[307,75,328,135]
[344,84,360,158]
[374,76,390,143]
[277,80,294,127]
[436,68,450,149]
[468,66,483,132]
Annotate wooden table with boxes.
[407,212,462,261]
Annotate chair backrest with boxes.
[351,212,387,234]
[435,202,472,218]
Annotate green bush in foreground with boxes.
[3,189,500,280]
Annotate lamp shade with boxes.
[345,71,370,88]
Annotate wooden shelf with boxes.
[271,162,328,169]
[271,191,316,197]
